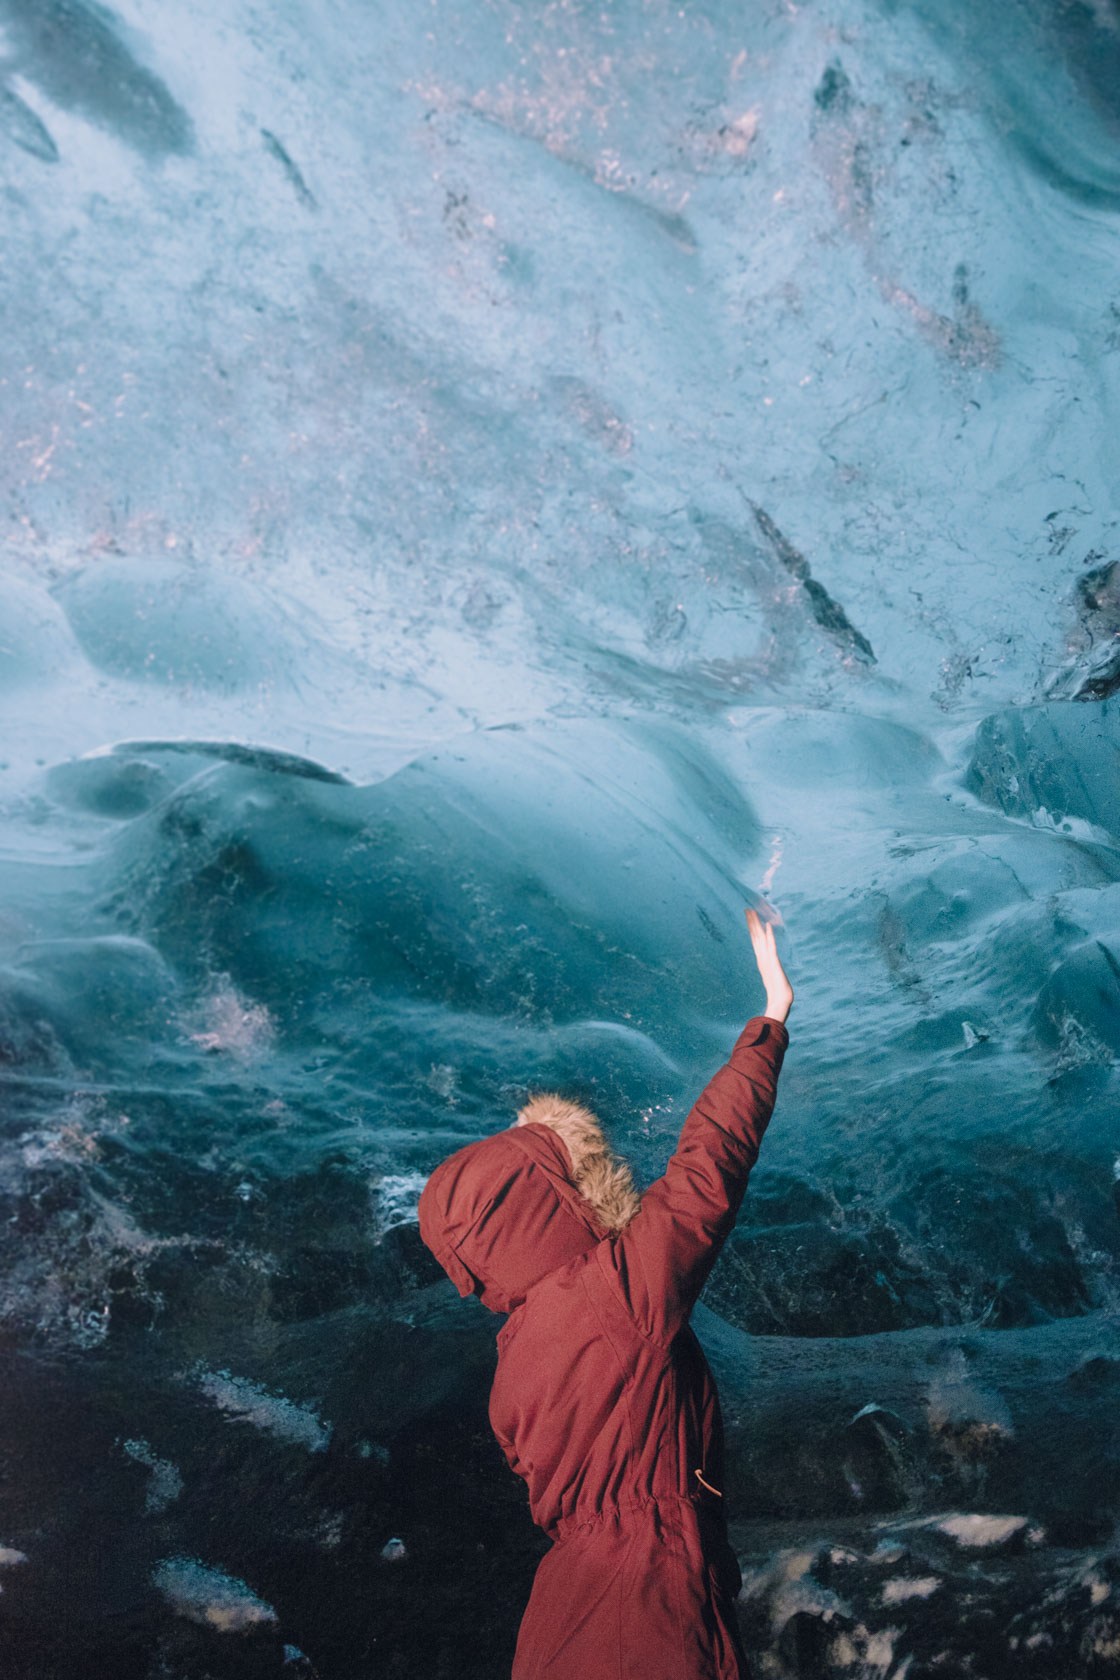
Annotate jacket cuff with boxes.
[732,1015,789,1053]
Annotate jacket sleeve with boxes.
[599,1015,788,1345]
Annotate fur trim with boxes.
[515,1095,641,1233]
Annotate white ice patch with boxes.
[864,1628,901,1672]
[153,1556,277,1632]
[122,1438,183,1513]
[0,1547,28,1566]
[373,1171,429,1235]
[882,1576,941,1604]
[188,977,274,1057]
[1029,806,1113,847]
[936,1514,1027,1548]
[737,1547,849,1634]
[190,1368,332,1453]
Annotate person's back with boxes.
[419,909,793,1680]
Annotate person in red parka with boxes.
[418,907,793,1680]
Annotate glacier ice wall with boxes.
[1,0,1119,1674]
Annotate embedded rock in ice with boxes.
[965,701,1120,840]
[710,1217,934,1339]
[1045,561,1120,701]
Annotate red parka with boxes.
[418,1014,789,1680]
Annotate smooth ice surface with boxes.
[1,0,1120,1675]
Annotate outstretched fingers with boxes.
[745,905,794,1020]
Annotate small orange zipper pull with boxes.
[694,1468,722,1497]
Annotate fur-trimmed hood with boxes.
[515,1095,641,1234]
[418,1095,640,1314]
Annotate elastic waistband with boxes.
[551,1493,707,1541]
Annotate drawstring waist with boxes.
[551,1484,723,1541]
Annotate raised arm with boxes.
[599,909,792,1344]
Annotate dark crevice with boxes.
[750,503,877,663]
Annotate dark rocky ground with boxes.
[1,1253,1117,1679]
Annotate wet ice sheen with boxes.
[1,0,1119,1674]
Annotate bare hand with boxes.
[745,907,793,1024]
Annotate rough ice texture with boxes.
[1,0,1119,1673]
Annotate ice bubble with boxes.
[152,1556,277,1631]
